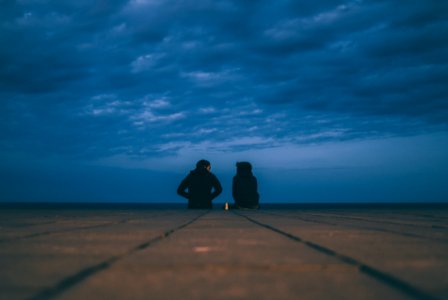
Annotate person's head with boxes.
[196,159,211,172]
[236,161,252,175]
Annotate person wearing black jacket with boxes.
[232,161,260,209]
[177,159,222,209]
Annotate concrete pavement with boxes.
[0,207,447,299]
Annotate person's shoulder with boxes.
[185,170,195,178]
[209,172,221,181]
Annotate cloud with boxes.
[0,0,447,163]
[132,110,185,125]
[199,107,217,114]
[130,53,165,73]
[146,98,170,108]
[82,94,132,116]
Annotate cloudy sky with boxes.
[1,0,447,203]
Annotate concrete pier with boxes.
[0,206,447,299]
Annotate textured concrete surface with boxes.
[0,207,447,300]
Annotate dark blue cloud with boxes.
[1,0,448,155]
[1,0,448,202]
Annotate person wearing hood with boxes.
[232,162,260,209]
[177,159,222,209]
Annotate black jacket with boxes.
[232,173,259,208]
[177,169,222,209]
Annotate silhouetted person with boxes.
[177,159,222,209]
[232,162,260,209]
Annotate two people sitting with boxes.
[177,159,260,209]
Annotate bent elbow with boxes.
[216,186,223,195]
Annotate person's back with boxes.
[232,162,259,209]
[177,160,222,209]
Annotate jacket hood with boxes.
[236,168,253,177]
[190,168,209,176]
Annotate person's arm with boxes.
[232,177,238,201]
[210,174,223,200]
[254,177,260,201]
[177,175,190,199]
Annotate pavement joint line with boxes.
[302,212,448,230]
[261,211,448,244]
[0,211,183,243]
[233,210,440,300]
[0,220,59,228]
[397,213,448,220]
[26,211,209,300]
[0,219,131,243]
[294,212,448,242]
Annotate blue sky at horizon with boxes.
[1,0,448,203]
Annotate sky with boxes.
[1,0,448,203]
